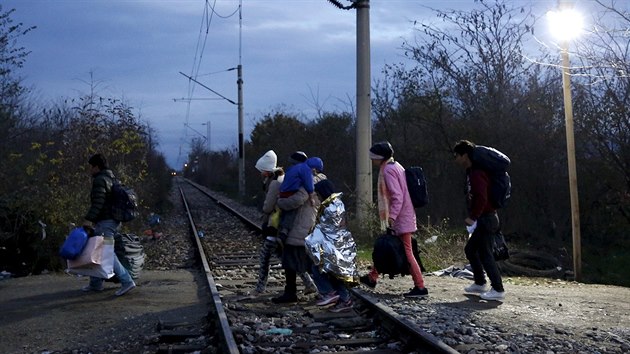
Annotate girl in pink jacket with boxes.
[360,141,429,298]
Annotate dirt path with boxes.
[0,270,209,354]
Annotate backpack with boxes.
[372,231,425,279]
[471,146,512,209]
[114,233,145,279]
[111,179,139,222]
[405,166,429,208]
[492,231,510,261]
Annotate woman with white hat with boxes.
[253,150,317,296]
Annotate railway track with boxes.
[177,177,458,353]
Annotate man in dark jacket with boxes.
[453,140,505,301]
[82,153,136,296]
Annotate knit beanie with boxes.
[289,151,308,164]
[306,157,324,172]
[255,150,277,172]
[369,141,394,160]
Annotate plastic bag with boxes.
[66,236,115,278]
[59,227,89,260]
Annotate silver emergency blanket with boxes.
[305,193,358,283]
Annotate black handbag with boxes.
[493,232,510,261]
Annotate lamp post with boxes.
[548,1,583,281]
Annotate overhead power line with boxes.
[179,72,236,105]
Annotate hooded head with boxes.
[289,151,308,165]
[306,157,324,173]
[369,141,394,160]
[255,150,277,172]
[315,179,335,201]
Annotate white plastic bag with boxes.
[66,236,115,279]
[466,220,478,236]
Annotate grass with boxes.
[352,217,468,273]
[350,213,630,287]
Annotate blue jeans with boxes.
[311,265,350,302]
[89,220,134,288]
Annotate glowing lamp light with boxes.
[547,8,583,41]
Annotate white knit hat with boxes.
[255,150,277,172]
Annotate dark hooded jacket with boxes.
[85,169,115,222]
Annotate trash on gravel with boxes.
[266,328,293,335]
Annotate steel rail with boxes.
[178,184,239,354]
[183,178,459,353]
[351,290,460,354]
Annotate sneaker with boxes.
[271,293,298,304]
[464,283,490,294]
[316,292,340,306]
[359,275,377,289]
[115,282,136,296]
[403,287,429,298]
[329,299,353,313]
[480,289,505,301]
[81,285,104,292]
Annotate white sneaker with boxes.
[464,283,490,294]
[480,289,505,301]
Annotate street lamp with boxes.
[548,1,583,281]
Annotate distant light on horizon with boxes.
[547,8,583,41]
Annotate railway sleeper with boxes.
[156,344,208,354]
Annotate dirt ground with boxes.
[381,274,630,338]
[0,269,210,354]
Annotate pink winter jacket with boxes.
[382,161,417,234]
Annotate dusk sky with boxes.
[4,0,588,168]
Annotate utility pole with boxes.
[355,0,372,224]
[237,0,245,198]
[559,0,581,282]
[549,0,582,281]
[202,121,211,151]
[237,64,245,198]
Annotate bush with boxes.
[415,218,468,272]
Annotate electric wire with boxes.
[177,0,239,168]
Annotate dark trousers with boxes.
[464,213,504,292]
[284,269,297,295]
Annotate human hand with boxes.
[82,220,95,236]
